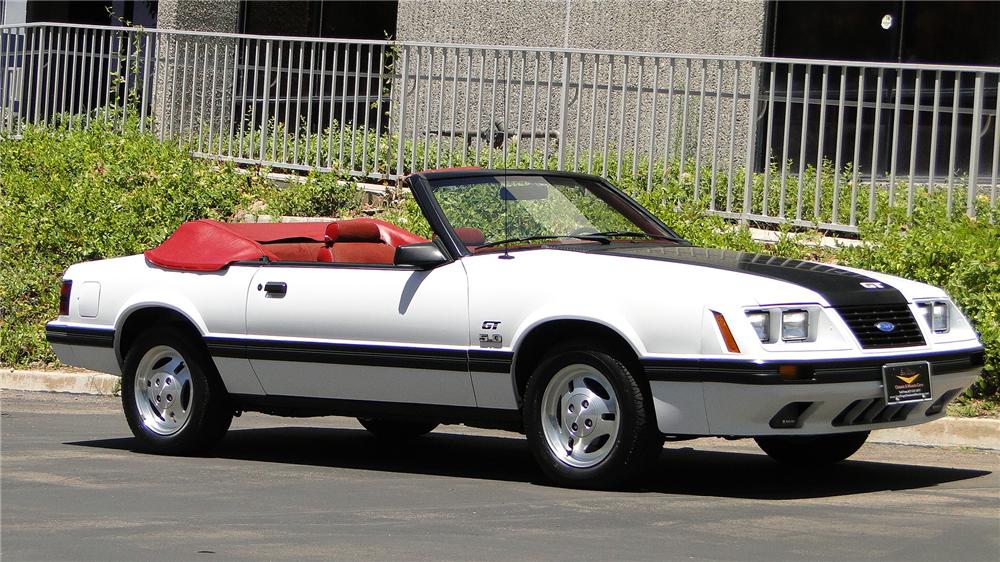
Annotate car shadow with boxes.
[66,426,991,500]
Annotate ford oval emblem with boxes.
[875,321,896,332]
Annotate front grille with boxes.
[835,304,926,349]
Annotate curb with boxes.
[2,369,120,396]
[2,369,997,450]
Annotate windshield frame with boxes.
[405,169,687,259]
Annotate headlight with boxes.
[746,311,770,342]
[918,300,950,333]
[781,309,809,341]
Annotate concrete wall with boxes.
[155,0,240,33]
[396,0,767,56]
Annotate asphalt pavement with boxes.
[2,390,998,562]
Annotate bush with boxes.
[0,121,259,366]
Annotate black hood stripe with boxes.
[597,245,907,307]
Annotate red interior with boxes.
[145,218,427,271]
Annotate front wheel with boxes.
[122,328,233,455]
[523,346,663,489]
[754,431,870,466]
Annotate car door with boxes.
[244,261,476,407]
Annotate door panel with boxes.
[245,262,475,405]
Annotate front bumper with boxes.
[644,349,984,436]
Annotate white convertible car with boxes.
[47,169,984,487]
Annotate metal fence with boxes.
[2,22,998,232]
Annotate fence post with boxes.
[967,72,984,218]
[742,61,759,220]
[556,50,570,170]
[394,46,409,178]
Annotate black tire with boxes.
[357,417,438,440]
[754,431,870,466]
[523,344,663,489]
[122,327,233,455]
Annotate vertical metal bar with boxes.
[678,59,691,176]
[991,75,1000,207]
[742,62,760,218]
[238,39,252,158]
[372,44,386,176]
[42,27,55,124]
[226,40,239,157]
[283,41,294,163]
[662,58,675,179]
[448,47,460,167]
[543,51,555,169]
[462,48,473,166]
[339,42,350,167]
[795,64,811,221]
[513,50,526,166]
[257,40,272,162]
[907,70,922,216]
[778,63,794,218]
[434,47,446,169]
[361,44,373,173]
[474,49,485,164]
[557,50,571,170]
[181,40,192,140]
[332,42,344,167]
[304,41,317,167]
[198,39,210,152]
[419,47,432,170]
[694,60,707,197]
[68,29,80,128]
[646,59,661,189]
[292,40,305,164]
[946,73,961,214]
[395,46,409,178]
[528,53,540,166]
[167,34,179,135]
[814,65,828,221]
[928,70,942,191]
[487,50,498,168]
[726,63,741,211]
[967,72,984,217]
[762,62,777,214]
[186,42,199,145]
[888,69,903,208]
[222,42,236,156]
[587,55,599,174]
[54,28,65,123]
[849,69,865,226]
[615,56,628,180]
[573,55,584,170]
[709,60,723,209]
[270,40,283,162]
[503,50,512,167]
[207,42,219,156]
[34,27,48,124]
[316,42,327,169]
[120,29,131,125]
[602,55,613,175]
[631,57,644,178]
[868,68,885,221]
[409,46,420,171]
[0,28,10,131]
[140,32,153,131]
[351,43,362,171]
[832,67,847,223]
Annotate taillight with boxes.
[59,280,72,316]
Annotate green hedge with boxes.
[2,122,996,400]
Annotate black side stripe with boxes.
[206,337,514,373]
[45,324,115,348]
[643,349,984,385]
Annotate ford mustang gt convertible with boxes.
[46,169,984,488]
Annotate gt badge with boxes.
[479,320,503,348]
[860,282,885,289]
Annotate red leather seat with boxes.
[317,219,396,264]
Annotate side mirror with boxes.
[394,242,449,269]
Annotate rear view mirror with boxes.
[500,182,549,201]
[394,243,448,269]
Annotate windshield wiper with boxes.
[476,234,610,249]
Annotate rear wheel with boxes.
[523,345,663,489]
[122,328,233,454]
[754,431,870,466]
[357,417,438,440]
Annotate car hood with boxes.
[589,245,907,308]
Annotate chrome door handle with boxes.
[263,282,287,298]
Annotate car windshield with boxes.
[427,174,678,251]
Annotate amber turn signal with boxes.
[712,311,741,353]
